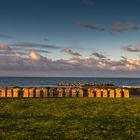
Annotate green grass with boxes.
[0,98,140,140]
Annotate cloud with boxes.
[62,48,82,56]
[91,52,106,59]
[122,41,140,52]
[10,42,60,50]
[76,21,99,30]
[0,43,12,51]
[76,21,139,33]
[0,34,16,40]
[28,51,45,61]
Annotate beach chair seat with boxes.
[0,88,6,97]
[23,88,29,97]
[57,88,63,97]
[35,88,41,97]
[42,88,48,97]
[77,88,84,97]
[88,88,94,97]
[116,88,122,98]
[49,88,54,97]
[13,88,19,97]
[123,89,129,98]
[29,88,35,97]
[96,89,101,98]
[71,88,77,97]
[109,89,115,98]
[65,88,71,97]
[102,89,108,97]
[7,88,13,97]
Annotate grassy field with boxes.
[0,98,140,140]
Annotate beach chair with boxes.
[71,88,77,97]
[57,88,63,97]
[7,88,13,97]
[35,88,41,97]
[87,88,94,97]
[96,89,101,98]
[49,88,54,97]
[29,88,35,97]
[123,89,129,98]
[23,88,29,97]
[102,89,108,97]
[77,88,84,97]
[0,88,6,97]
[115,88,122,98]
[109,89,115,98]
[13,88,19,97]
[42,88,48,97]
[65,88,71,97]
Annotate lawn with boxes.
[0,98,140,140]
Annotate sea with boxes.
[0,77,140,87]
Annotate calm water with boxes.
[0,77,140,87]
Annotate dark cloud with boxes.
[76,21,139,33]
[62,48,82,56]
[122,42,140,52]
[43,38,49,41]
[91,52,106,59]
[0,34,16,40]
[10,42,60,50]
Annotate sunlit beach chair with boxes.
[13,88,19,97]
[42,88,48,97]
[65,88,71,97]
[123,89,129,98]
[109,89,115,98]
[102,89,108,97]
[95,88,101,98]
[7,88,13,97]
[29,88,35,97]
[49,88,54,97]
[71,88,77,97]
[87,88,94,97]
[23,88,29,97]
[0,88,6,97]
[35,88,42,97]
[77,88,84,97]
[57,88,63,97]
[115,88,122,98]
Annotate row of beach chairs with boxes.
[0,87,129,98]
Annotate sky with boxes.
[0,0,140,77]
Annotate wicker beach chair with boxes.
[42,88,48,97]
[23,88,29,97]
[87,88,94,97]
[35,88,42,97]
[102,89,108,97]
[65,88,71,97]
[77,88,84,97]
[115,88,122,98]
[96,88,101,98]
[109,89,115,98]
[71,88,77,97]
[57,88,63,97]
[123,89,129,98]
[0,88,6,97]
[49,88,54,97]
[7,88,13,97]
[13,88,19,97]
[29,88,35,97]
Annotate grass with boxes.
[0,98,140,140]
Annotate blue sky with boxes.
[0,0,140,77]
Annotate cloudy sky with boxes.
[0,0,140,77]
